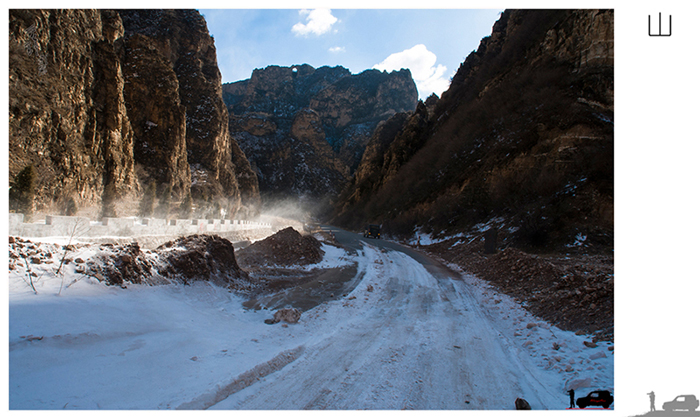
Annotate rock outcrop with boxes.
[9,10,139,213]
[9,9,260,218]
[333,9,614,252]
[224,65,418,200]
[421,236,613,339]
[264,308,302,325]
[515,398,532,410]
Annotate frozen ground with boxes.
[8,235,612,410]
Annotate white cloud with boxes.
[373,44,450,100]
[292,9,338,37]
[328,46,345,53]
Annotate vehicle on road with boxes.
[663,395,699,411]
[576,390,614,409]
[364,224,381,239]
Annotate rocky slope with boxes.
[418,236,613,340]
[9,10,137,214]
[9,9,260,218]
[224,65,418,201]
[333,9,614,253]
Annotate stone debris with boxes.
[264,308,302,325]
[420,238,613,341]
[515,398,532,410]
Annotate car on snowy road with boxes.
[663,395,699,411]
[576,390,614,409]
[363,224,381,239]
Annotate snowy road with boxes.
[8,230,613,410]
[212,243,560,409]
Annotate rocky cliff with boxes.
[9,10,136,214]
[333,9,614,252]
[224,65,418,201]
[9,9,260,218]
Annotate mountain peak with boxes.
[225,63,418,201]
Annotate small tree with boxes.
[9,165,36,219]
[139,180,157,218]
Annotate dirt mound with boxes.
[157,234,249,286]
[86,242,162,287]
[236,227,324,268]
[85,235,251,289]
[420,237,613,341]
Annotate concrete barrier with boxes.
[46,215,91,235]
[8,214,272,239]
[102,217,135,228]
[9,213,24,235]
[170,219,191,227]
[84,225,111,237]
[19,223,52,237]
[141,218,167,227]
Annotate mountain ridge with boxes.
[332,9,614,252]
[224,64,419,203]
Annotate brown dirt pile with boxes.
[236,227,324,268]
[84,234,252,290]
[157,234,250,286]
[419,237,613,341]
[86,242,161,287]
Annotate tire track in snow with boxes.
[210,244,571,409]
[176,345,305,410]
[436,276,561,408]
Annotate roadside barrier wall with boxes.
[8,213,272,239]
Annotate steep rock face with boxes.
[338,100,434,213]
[334,10,614,252]
[119,9,257,211]
[9,10,138,212]
[224,65,418,199]
[120,30,190,198]
[9,9,260,218]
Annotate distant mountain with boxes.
[9,9,260,218]
[332,9,614,252]
[224,65,418,202]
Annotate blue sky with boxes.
[199,9,503,100]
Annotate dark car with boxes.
[364,224,381,239]
[576,390,614,409]
[663,395,699,411]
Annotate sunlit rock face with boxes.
[224,64,418,199]
[9,9,260,217]
[9,10,137,211]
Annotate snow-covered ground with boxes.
[8,237,612,410]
